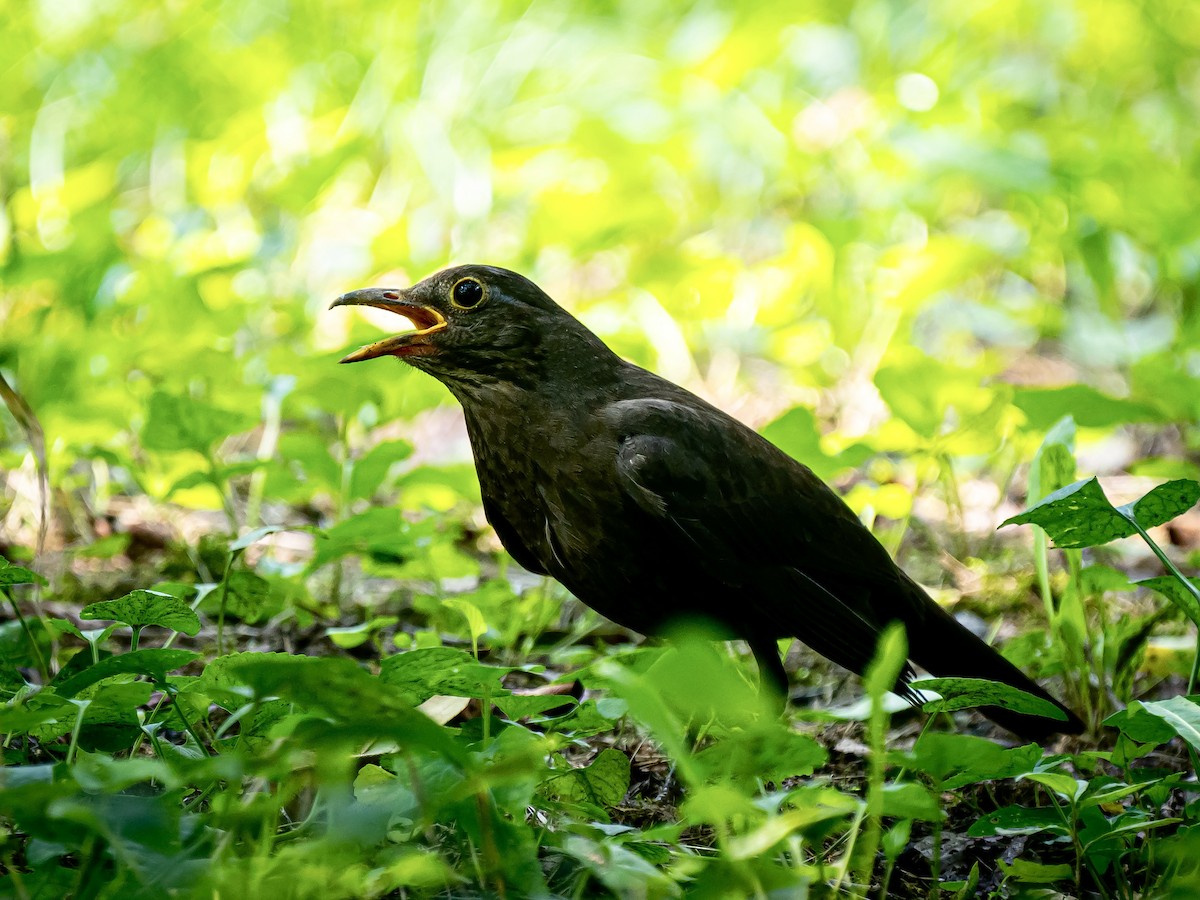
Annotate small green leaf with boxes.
[229,525,289,553]
[80,590,201,636]
[1001,477,1134,548]
[910,677,1069,721]
[443,598,488,655]
[1020,771,1084,801]
[967,805,1068,838]
[998,858,1074,884]
[541,747,630,808]
[0,558,47,587]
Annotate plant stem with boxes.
[216,554,234,656]
[1,586,48,681]
[1126,518,1200,692]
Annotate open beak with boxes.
[329,288,448,363]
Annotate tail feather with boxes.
[907,597,1084,740]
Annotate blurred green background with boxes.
[3,0,1199,545]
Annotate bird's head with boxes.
[331,265,607,390]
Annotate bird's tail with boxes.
[903,582,1085,740]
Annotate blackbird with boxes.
[332,265,1083,739]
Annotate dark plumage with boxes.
[332,264,1083,739]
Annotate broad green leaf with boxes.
[1104,702,1180,745]
[216,571,277,622]
[308,507,413,570]
[693,724,828,788]
[880,783,942,822]
[349,439,413,500]
[53,649,201,698]
[80,590,201,636]
[325,616,398,649]
[1001,477,1134,548]
[379,647,511,705]
[1079,779,1158,811]
[1013,385,1162,430]
[906,732,1041,788]
[1028,416,1076,502]
[725,804,858,861]
[910,677,1069,722]
[0,704,69,734]
[1138,695,1200,751]
[494,693,577,720]
[540,747,630,808]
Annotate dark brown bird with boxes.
[332,265,1083,739]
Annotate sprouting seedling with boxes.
[1002,477,1200,689]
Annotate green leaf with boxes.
[541,747,630,808]
[0,558,47,586]
[998,858,1074,884]
[910,677,1069,722]
[379,647,511,705]
[1020,771,1084,802]
[229,524,289,552]
[308,507,413,570]
[80,590,201,636]
[1137,576,1200,627]
[442,599,488,655]
[967,805,1068,838]
[1028,416,1076,499]
[53,649,201,698]
[219,571,277,622]
[693,724,828,788]
[1138,695,1200,751]
[226,654,468,764]
[1001,477,1134,548]
[880,782,942,822]
[349,439,413,501]
[1013,385,1162,430]
[1122,479,1200,530]
[906,732,1042,789]
[141,390,253,454]
[1103,702,1179,745]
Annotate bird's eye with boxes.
[451,278,486,309]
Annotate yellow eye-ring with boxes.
[451,277,486,309]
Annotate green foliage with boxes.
[5,0,1200,895]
